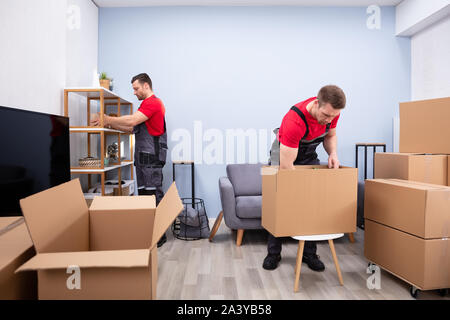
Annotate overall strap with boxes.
[290,106,309,141]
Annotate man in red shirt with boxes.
[263,85,346,271]
[91,73,168,247]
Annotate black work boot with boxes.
[303,253,325,272]
[157,233,167,248]
[262,254,282,270]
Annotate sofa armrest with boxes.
[219,176,236,219]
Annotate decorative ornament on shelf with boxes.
[107,142,119,161]
[79,157,101,168]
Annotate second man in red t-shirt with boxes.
[264,85,347,271]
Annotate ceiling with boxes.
[92,0,403,7]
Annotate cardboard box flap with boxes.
[261,166,278,176]
[151,182,183,249]
[0,217,33,270]
[0,217,24,232]
[89,195,156,211]
[367,179,447,190]
[19,179,89,254]
[15,249,150,273]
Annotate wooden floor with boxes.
[157,219,449,300]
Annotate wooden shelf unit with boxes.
[64,87,134,196]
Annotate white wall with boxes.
[66,0,99,88]
[65,0,100,170]
[0,0,67,114]
[411,15,450,100]
[0,0,98,115]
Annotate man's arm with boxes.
[109,123,134,134]
[323,128,339,168]
[279,143,298,170]
[91,111,148,133]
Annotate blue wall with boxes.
[99,6,410,218]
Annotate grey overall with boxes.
[268,105,331,256]
[133,120,168,205]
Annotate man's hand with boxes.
[90,113,108,127]
[328,152,340,169]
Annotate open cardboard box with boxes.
[374,153,448,186]
[261,165,357,237]
[15,179,183,300]
[0,217,37,300]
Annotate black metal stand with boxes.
[355,143,386,180]
[172,161,195,208]
[171,161,210,240]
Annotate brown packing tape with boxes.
[0,217,25,237]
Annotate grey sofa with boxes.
[209,163,264,246]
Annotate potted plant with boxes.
[99,72,111,90]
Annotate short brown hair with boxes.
[317,85,346,109]
[131,73,152,90]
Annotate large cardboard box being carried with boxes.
[0,217,37,299]
[399,97,450,154]
[364,179,450,239]
[261,165,357,237]
[364,219,450,290]
[374,153,448,186]
[15,179,183,300]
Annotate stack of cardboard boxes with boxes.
[364,97,450,292]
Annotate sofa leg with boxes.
[209,211,223,242]
[236,229,244,246]
[348,232,355,243]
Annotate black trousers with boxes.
[268,233,317,256]
[266,155,320,256]
[138,187,164,205]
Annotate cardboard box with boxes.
[261,165,357,237]
[364,179,450,239]
[15,179,183,300]
[374,153,448,186]
[364,219,450,290]
[0,217,37,300]
[400,97,450,154]
[448,156,450,187]
[84,190,113,207]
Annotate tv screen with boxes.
[0,106,70,216]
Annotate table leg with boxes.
[294,240,305,292]
[328,239,344,285]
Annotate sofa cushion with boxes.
[235,196,262,219]
[226,163,263,196]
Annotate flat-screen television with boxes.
[0,106,70,216]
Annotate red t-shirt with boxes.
[137,95,166,136]
[278,97,339,148]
